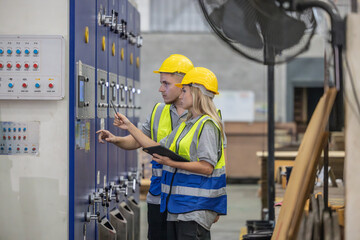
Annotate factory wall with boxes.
[0,0,142,239]
[0,1,69,239]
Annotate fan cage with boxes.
[200,0,317,65]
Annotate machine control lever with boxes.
[136,35,143,48]
[84,211,100,223]
[128,171,141,193]
[128,32,137,45]
[117,20,127,39]
[119,176,129,196]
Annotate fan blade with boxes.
[208,0,264,49]
[253,0,306,51]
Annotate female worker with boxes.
[113,67,227,240]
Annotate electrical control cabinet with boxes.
[0,1,142,240]
[0,35,65,100]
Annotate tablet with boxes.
[142,145,188,162]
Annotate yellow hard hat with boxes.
[176,67,219,95]
[153,54,194,74]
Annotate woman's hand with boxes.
[113,113,131,130]
[152,153,173,166]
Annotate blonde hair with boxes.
[186,87,225,140]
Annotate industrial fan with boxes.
[198,0,345,222]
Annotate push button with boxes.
[33,63,38,69]
[8,83,14,88]
[16,49,21,55]
[7,49,12,55]
[35,83,40,88]
[0,63,3,69]
[33,49,39,55]
[24,63,30,69]
[0,49,3,54]
[49,83,54,88]
[7,63,12,69]
[22,83,28,88]
[24,49,30,55]
[16,63,21,69]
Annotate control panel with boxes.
[0,35,65,100]
[76,61,95,120]
[97,69,108,118]
[0,121,40,155]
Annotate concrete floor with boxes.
[139,184,261,240]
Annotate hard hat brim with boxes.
[153,70,177,74]
[175,83,183,89]
[176,83,219,95]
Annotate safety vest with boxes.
[148,103,173,196]
[160,115,227,215]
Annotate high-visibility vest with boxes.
[148,103,172,196]
[160,115,227,215]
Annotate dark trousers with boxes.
[147,203,167,240]
[167,220,211,240]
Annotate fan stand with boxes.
[267,64,276,221]
[264,44,276,222]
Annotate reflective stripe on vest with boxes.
[161,115,227,215]
[149,103,172,196]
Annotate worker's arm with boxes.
[152,154,214,175]
[96,129,142,150]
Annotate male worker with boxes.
[96,54,194,240]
